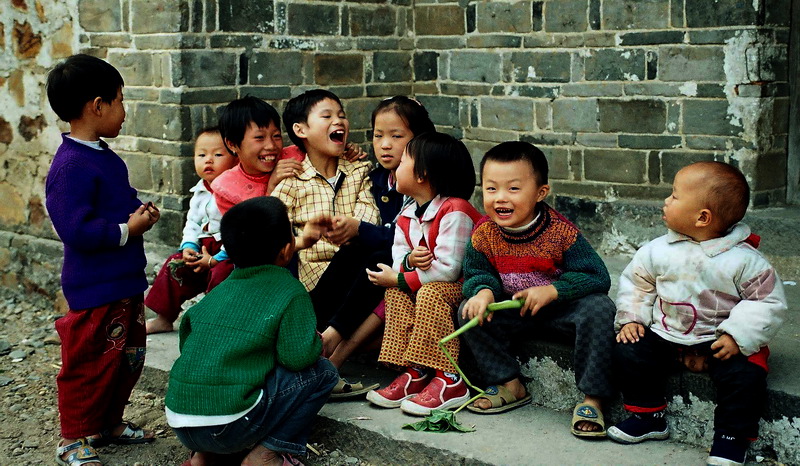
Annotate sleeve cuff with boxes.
[119,224,129,246]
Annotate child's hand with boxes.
[190,246,216,273]
[267,158,303,193]
[366,263,398,287]
[296,215,333,250]
[513,285,557,318]
[462,289,495,324]
[127,204,157,236]
[616,323,645,344]
[711,334,740,361]
[326,215,359,245]
[407,246,433,271]
[341,142,367,162]
[145,201,161,224]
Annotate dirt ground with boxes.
[0,288,363,466]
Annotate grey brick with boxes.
[463,127,520,144]
[357,38,404,51]
[415,5,465,35]
[552,99,597,132]
[589,0,600,29]
[373,52,412,82]
[131,1,188,33]
[325,85,363,99]
[219,0,274,33]
[755,151,788,190]
[414,52,438,81]
[696,84,726,98]
[541,147,570,179]
[647,151,660,184]
[366,83,413,98]
[765,0,791,26]
[415,37,466,50]
[441,83,493,96]
[209,35,264,49]
[599,100,666,134]
[250,52,303,86]
[686,1,759,27]
[671,0,684,27]
[350,6,396,36]
[560,83,624,97]
[416,95,460,127]
[125,153,154,190]
[287,3,338,35]
[507,51,571,83]
[544,0,588,32]
[512,85,560,99]
[576,133,618,148]
[682,100,740,136]
[78,0,122,32]
[687,29,740,45]
[174,51,237,87]
[584,149,647,184]
[466,3,476,33]
[619,31,684,46]
[476,1,532,33]
[619,135,682,150]
[123,87,160,102]
[108,52,154,87]
[532,2,544,30]
[133,35,205,50]
[584,32,618,47]
[88,33,131,48]
[314,54,363,85]
[624,82,684,97]
[480,98,534,131]
[584,48,646,81]
[239,86,292,101]
[132,103,192,141]
[521,132,575,146]
[450,52,502,83]
[660,151,716,182]
[685,136,747,151]
[602,0,669,30]
[658,46,725,82]
[175,88,240,105]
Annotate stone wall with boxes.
[0,0,793,301]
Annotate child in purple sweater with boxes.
[46,54,159,466]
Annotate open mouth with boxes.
[330,129,345,143]
[258,154,277,163]
[495,207,513,218]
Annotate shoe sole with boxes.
[706,455,744,466]
[366,389,413,408]
[607,426,670,444]
[329,382,380,400]
[399,391,471,416]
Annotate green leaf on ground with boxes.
[402,409,475,433]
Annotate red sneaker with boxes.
[400,374,470,416]
[366,370,429,408]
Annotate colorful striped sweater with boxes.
[462,203,610,302]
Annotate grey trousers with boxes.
[456,293,616,399]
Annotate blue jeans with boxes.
[174,358,338,456]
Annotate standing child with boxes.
[457,141,616,438]
[321,97,436,377]
[45,54,159,466]
[365,132,480,416]
[608,162,786,466]
[166,196,338,466]
[145,127,237,334]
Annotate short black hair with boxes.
[220,196,293,268]
[480,141,549,186]
[46,54,124,122]
[283,89,343,152]
[196,126,220,139]
[218,96,281,154]
[689,161,750,231]
[405,132,476,200]
[371,96,435,138]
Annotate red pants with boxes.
[56,295,146,438]
[144,237,234,322]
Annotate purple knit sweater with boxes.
[45,134,148,310]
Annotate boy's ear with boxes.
[84,97,103,118]
[292,122,309,140]
[536,184,551,202]
[223,138,239,155]
[696,208,713,228]
[275,240,294,267]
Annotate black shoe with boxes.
[607,411,669,444]
[707,432,748,466]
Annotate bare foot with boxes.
[472,378,527,410]
[574,395,603,432]
[146,315,174,334]
[241,445,283,466]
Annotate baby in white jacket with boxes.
[608,162,787,466]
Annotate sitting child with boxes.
[365,132,480,416]
[458,141,616,438]
[608,162,787,466]
[145,127,237,334]
[165,196,338,466]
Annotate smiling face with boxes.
[294,98,349,157]
[193,132,237,184]
[482,159,549,229]
[228,121,284,176]
[372,110,413,172]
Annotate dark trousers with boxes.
[456,293,617,399]
[614,328,767,439]
[144,237,234,322]
[309,241,390,338]
[56,295,146,438]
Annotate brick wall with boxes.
[0,0,792,300]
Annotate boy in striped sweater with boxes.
[457,141,616,438]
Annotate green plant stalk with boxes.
[438,299,524,414]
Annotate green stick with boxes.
[438,298,524,414]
